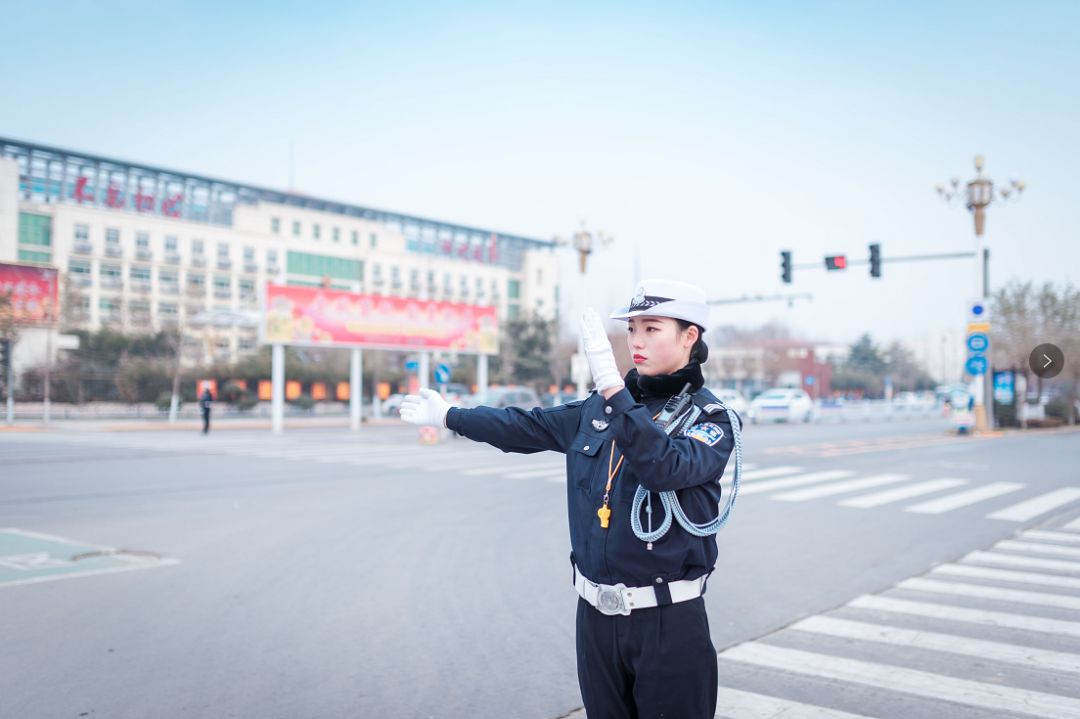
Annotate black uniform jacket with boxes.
[445,386,736,589]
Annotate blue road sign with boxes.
[805,375,815,386]
[404,360,419,372]
[434,363,451,384]
[966,333,989,353]
[965,355,988,376]
[993,370,1015,405]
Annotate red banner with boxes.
[263,284,498,354]
[0,262,59,325]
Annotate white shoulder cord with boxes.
[629,402,742,543]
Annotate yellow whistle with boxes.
[597,505,611,529]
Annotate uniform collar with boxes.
[623,362,704,402]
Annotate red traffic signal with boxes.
[824,255,847,270]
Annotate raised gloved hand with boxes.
[580,308,625,392]
[399,388,453,427]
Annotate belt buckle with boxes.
[594,582,631,616]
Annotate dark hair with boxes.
[675,320,708,364]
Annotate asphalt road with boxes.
[2,415,1079,718]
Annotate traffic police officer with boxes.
[401,279,740,719]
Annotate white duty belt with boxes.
[574,570,706,616]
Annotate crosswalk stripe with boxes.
[963,550,1080,575]
[772,474,908,502]
[839,479,967,508]
[931,563,1080,590]
[848,594,1080,638]
[720,642,1080,719]
[739,471,855,496]
[1064,517,1080,532]
[739,466,804,481]
[988,489,1080,522]
[505,467,571,479]
[905,482,1025,514]
[714,686,873,719]
[1022,530,1080,545]
[463,466,522,476]
[897,577,1080,611]
[995,540,1080,560]
[790,615,1080,675]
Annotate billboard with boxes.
[0,262,59,325]
[263,284,499,354]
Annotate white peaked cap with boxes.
[609,279,709,328]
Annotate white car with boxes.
[706,388,748,419]
[749,388,814,424]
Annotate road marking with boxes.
[772,474,908,502]
[790,615,1080,675]
[738,471,855,496]
[905,482,1025,514]
[962,550,1080,575]
[714,686,874,718]
[848,595,1080,638]
[897,576,1080,611]
[994,540,1080,559]
[505,467,572,479]
[720,642,1080,719]
[931,563,1080,590]
[839,479,967,508]
[1063,516,1080,532]
[988,489,1080,522]
[739,466,804,481]
[1022,530,1080,545]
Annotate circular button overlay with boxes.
[1029,343,1064,379]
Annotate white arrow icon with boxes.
[1043,354,1053,369]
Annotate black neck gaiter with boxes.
[623,361,705,402]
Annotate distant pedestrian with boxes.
[200,387,214,434]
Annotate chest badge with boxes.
[591,418,609,432]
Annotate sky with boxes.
[2,0,1078,347]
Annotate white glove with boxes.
[400,388,453,427]
[580,308,624,392]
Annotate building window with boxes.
[285,251,364,281]
[187,273,205,288]
[508,279,521,300]
[267,249,279,265]
[105,228,120,245]
[370,233,378,248]
[68,259,91,276]
[243,246,255,261]
[217,242,229,258]
[74,224,89,243]
[332,227,340,243]
[159,269,178,285]
[100,264,122,279]
[313,224,321,240]
[130,266,152,282]
[239,278,255,295]
[292,220,301,237]
[165,235,178,252]
[159,302,178,317]
[351,230,359,246]
[192,239,204,255]
[18,212,52,247]
[136,232,150,249]
[508,304,520,320]
[17,249,51,264]
[271,217,281,234]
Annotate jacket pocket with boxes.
[569,432,604,492]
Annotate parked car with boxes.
[381,393,406,417]
[748,388,814,423]
[461,385,542,410]
[542,391,579,408]
[442,382,471,403]
[706,387,748,418]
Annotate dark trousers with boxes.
[576,596,718,719]
[202,409,210,434]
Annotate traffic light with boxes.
[781,250,792,284]
[869,243,881,278]
[824,255,847,271]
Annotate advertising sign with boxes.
[0,262,59,325]
[263,284,498,355]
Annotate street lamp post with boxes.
[937,155,1025,432]
[555,223,612,399]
